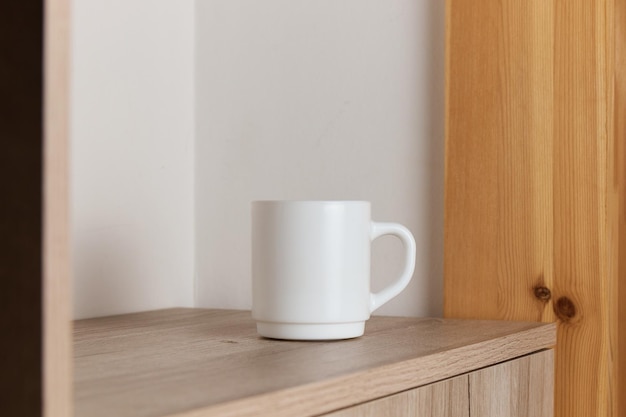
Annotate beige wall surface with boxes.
[70,0,445,319]
[70,0,196,318]
[195,0,445,317]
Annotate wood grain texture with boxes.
[616,2,626,417]
[74,308,555,417]
[469,350,554,417]
[43,0,72,416]
[552,2,616,416]
[444,1,624,416]
[325,375,468,417]
[444,0,555,323]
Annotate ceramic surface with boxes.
[251,201,416,340]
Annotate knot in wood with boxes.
[554,296,577,322]
[533,286,551,302]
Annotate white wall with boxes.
[195,0,445,317]
[71,0,195,318]
[71,0,445,319]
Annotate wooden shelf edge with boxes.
[167,320,556,417]
[74,308,556,417]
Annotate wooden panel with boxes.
[552,2,615,416]
[326,375,468,417]
[0,2,45,417]
[469,350,554,417]
[444,1,624,416]
[413,377,468,417]
[444,0,555,322]
[616,2,626,417]
[43,1,72,417]
[73,308,555,417]
[0,1,70,416]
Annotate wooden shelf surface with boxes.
[74,308,556,417]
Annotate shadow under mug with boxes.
[251,200,416,340]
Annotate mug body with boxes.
[251,200,371,340]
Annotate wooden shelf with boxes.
[74,308,556,417]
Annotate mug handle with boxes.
[369,222,416,313]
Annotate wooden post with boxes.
[0,1,71,416]
[43,0,72,416]
[444,1,626,416]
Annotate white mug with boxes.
[251,200,416,340]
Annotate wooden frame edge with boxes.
[43,0,72,415]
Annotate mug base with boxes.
[256,321,365,341]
